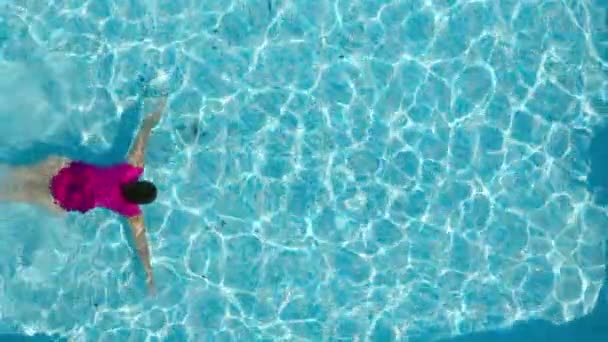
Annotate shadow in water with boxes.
[0,100,142,167]
[588,122,608,205]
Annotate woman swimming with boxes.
[0,98,166,294]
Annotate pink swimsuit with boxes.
[50,161,144,217]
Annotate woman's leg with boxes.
[28,156,70,213]
[0,156,69,213]
[27,155,71,182]
[0,163,29,202]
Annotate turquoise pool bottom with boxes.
[1,0,608,340]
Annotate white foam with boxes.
[151,70,169,87]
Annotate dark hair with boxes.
[120,180,157,205]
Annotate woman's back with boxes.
[50,161,143,217]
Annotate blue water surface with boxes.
[1,0,608,341]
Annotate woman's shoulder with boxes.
[110,162,144,181]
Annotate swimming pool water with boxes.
[1,0,608,341]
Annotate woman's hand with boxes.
[127,96,167,167]
[144,97,167,127]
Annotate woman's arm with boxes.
[127,97,167,168]
[127,214,155,294]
